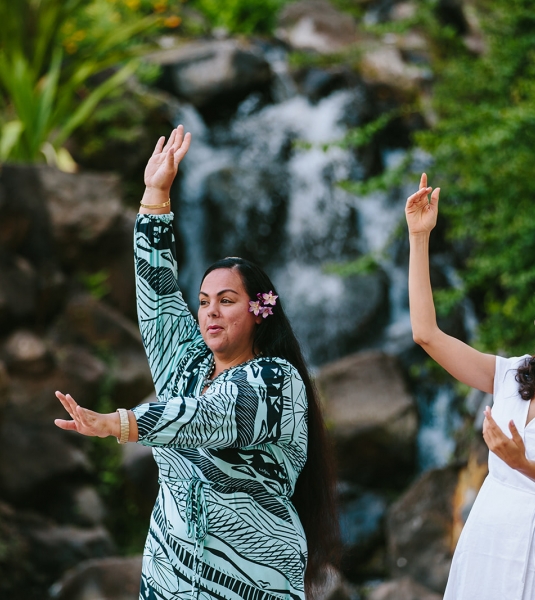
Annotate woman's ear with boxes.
[254,314,263,325]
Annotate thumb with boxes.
[430,187,440,208]
[509,420,525,446]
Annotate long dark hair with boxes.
[202,257,339,596]
[516,355,535,400]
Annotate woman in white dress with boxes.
[406,174,535,600]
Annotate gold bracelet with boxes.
[116,408,130,444]
[140,199,170,209]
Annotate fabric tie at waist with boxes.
[185,478,209,600]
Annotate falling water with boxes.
[172,47,466,470]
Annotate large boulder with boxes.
[317,351,417,487]
[50,556,142,600]
[0,501,115,600]
[359,44,430,94]
[276,0,358,53]
[149,39,272,111]
[368,577,443,600]
[38,166,124,265]
[386,464,461,593]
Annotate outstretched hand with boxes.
[144,125,191,194]
[405,173,440,236]
[482,406,528,471]
[54,391,118,439]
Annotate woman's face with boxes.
[198,268,262,361]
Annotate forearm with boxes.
[409,232,439,344]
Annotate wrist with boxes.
[409,231,431,242]
[106,412,121,439]
[140,187,171,214]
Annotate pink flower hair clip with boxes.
[249,291,278,318]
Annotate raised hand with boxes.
[405,173,440,236]
[144,125,192,195]
[54,391,118,439]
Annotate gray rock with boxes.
[0,250,38,326]
[149,39,272,108]
[50,556,142,600]
[3,329,53,376]
[0,501,115,599]
[317,351,417,487]
[52,293,144,352]
[368,576,443,600]
[386,465,460,593]
[277,0,358,53]
[359,44,430,93]
[312,565,356,600]
[38,166,123,264]
[0,409,91,500]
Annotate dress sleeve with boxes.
[134,213,205,396]
[131,358,308,450]
[493,354,530,398]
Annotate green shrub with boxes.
[0,0,165,165]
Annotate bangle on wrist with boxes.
[140,199,170,209]
[116,408,129,444]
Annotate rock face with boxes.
[0,163,156,599]
[50,556,142,600]
[317,351,417,487]
[277,0,358,53]
[386,465,461,593]
[150,39,272,111]
[368,576,443,600]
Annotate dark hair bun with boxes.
[516,355,535,401]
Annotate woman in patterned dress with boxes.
[407,174,535,599]
[55,126,338,600]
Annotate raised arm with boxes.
[406,174,495,393]
[135,127,206,395]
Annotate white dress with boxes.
[444,355,535,600]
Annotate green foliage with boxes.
[188,0,287,34]
[0,0,161,164]
[416,0,535,355]
[79,270,111,299]
[324,252,381,277]
[89,347,148,554]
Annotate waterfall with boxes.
[172,47,465,470]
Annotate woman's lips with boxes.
[207,325,223,333]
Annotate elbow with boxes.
[412,332,428,347]
[412,325,440,348]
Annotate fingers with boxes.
[406,186,432,208]
[419,173,427,190]
[56,391,77,419]
[54,418,78,431]
[152,136,165,157]
[509,420,526,448]
[174,131,191,164]
[162,128,177,153]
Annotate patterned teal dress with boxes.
[132,213,308,600]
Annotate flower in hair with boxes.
[262,291,278,306]
[249,300,263,316]
[249,291,277,318]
